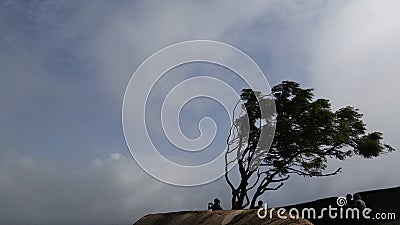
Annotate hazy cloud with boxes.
[1,1,399,224]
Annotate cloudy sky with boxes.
[1,0,400,224]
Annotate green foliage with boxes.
[269,81,393,165]
[225,80,394,209]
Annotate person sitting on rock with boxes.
[353,194,366,225]
[353,194,366,211]
[208,198,223,211]
[257,200,264,209]
[346,193,354,208]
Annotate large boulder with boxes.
[134,209,313,225]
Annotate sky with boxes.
[1,0,400,224]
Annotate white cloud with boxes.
[110,153,124,160]
[0,150,229,224]
[2,1,400,224]
[307,0,400,196]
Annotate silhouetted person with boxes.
[208,198,222,211]
[346,193,354,208]
[257,200,264,209]
[353,194,366,225]
[343,193,355,225]
[353,194,366,211]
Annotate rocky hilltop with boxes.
[134,209,312,225]
[134,186,399,225]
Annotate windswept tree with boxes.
[225,81,394,209]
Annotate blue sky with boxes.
[1,1,400,224]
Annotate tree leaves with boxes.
[225,80,395,209]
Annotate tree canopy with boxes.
[225,81,394,209]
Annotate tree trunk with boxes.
[250,192,260,209]
[231,189,246,209]
[231,191,238,209]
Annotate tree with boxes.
[225,81,394,209]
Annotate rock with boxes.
[383,220,400,225]
[134,209,313,225]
